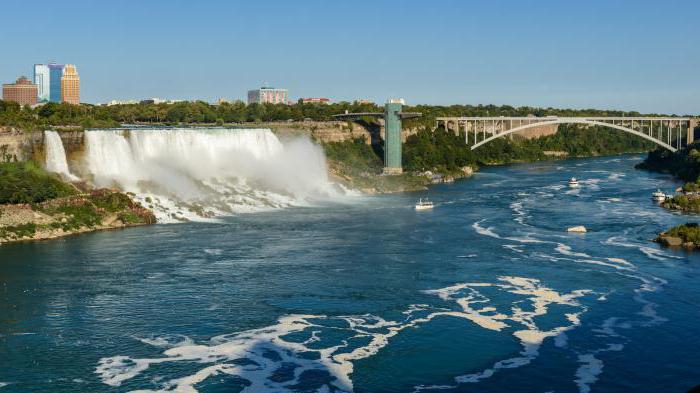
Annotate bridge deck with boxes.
[437,116,690,121]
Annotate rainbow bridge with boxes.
[436,116,699,152]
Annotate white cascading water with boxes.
[44,131,79,181]
[78,128,344,222]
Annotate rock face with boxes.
[567,226,587,233]
[460,166,474,176]
[0,130,34,161]
[655,235,685,247]
[0,130,85,163]
[268,121,423,146]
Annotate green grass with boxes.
[323,138,383,174]
[118,211,142,224]
[91,192,134,212]
[665,223,700,244]
[664,194,700,213]
[38,203,103,230]
[0,223,37,239]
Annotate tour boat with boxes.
[568,177,580,188]
[651,189,666,202]
[415,198,434,210]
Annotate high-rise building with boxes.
[2,76,38,106]
[48,63,65,102]
[247,87,288,104]
[33,64,50,102]
[61,64,80,104]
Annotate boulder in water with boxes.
[567,225,587,233]
[657,235,682,247]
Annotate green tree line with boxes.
[403,124,654,172]
[0,99,687,131]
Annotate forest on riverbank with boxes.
[0,99,687,131]
[638,144,700,248]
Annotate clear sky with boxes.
[1,0,698,114]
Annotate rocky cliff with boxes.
[0,130,84,162]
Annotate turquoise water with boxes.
[1,154,699,392]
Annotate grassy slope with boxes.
[0,161,155,242]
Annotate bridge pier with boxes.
[689,119,699,145]
[333,100,421,175]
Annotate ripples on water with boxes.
[1,154,700,392]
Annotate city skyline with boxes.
[0,0,698,114]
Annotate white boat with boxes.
[568,177,580,188]
[415,198,434,210]
[651,189,666,202]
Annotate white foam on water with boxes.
[472,220,547,244]
[509,201,530,226]
[472,220,501,239]
[607,172,625,181]
[75,128,350,222]
[555,243,591,258]
[96,277,592,392]
[503,244,524,253]
[425,277,591,387]
[134,335,194,348]
[44,131,78,181]
[604,236,681,261]
[575,354,602,393]
[574,343,624,393]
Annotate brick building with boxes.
[2,76,38,106]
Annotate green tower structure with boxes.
[383,101,404,174]
[333,99,421,174]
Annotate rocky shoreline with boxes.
[654,223,700,250]
[0,189,155,245]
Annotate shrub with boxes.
[0,161,76,204]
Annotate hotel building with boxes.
[61,64,80,104]
[2,76,38,106]
[247,87,288,104]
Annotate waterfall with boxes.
[44,131,78,181]
[78,128,343,222]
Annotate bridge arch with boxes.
[471,118,678,152]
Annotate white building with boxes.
[247,87,288,104]
[33,64,50,102]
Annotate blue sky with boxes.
[1,0,698,114]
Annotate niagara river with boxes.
[1,153,700,392]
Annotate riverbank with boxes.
[655,223,700,249]
[0,161,155,245]
[637,144,700,247]
[0,191,155,245]
[321,138,475,193]
[637,145,700,216]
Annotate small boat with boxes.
[415,198,434,210]
[568,177,580,188]
[651,189,666,202]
